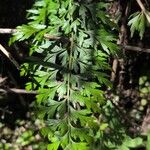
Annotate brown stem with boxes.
[0,88,37,94]
[0,44,20,69]
[123,45,150,53]
[0,28,17,34]
[136,0,150,23]
[136,0,146,11]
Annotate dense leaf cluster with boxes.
[10,0,138,149]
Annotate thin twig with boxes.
[123,45,150,53]
[0,28,70,42]
[111,58,118,82]
[136,0,146,11]
[44,34,62,40]
[0,88,37,94]
[0,77,7,84]
[0,44,20,69]
[44,34,70,42]
[136,0,150,23]
[0,28,17,34]
[0,107,12,114]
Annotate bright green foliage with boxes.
[146,132,150,150]
[11,0,120,149]
[128,11,149,39]
[139,76,150,97]
[117,136,143,150]
[16,130,34,146]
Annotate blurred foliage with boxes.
[0,114,47,150]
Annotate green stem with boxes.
[66,32,74,143]
[66,0,74,144]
